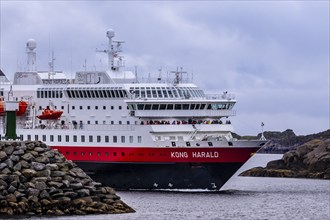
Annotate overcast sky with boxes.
[0,1,329,135]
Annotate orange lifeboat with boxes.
[37,108,63,120]
[17,101,28,116]
[0,100,4,116]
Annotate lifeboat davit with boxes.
[37,109,63,120]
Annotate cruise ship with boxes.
[0,29,266,190]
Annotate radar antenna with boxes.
[96,29,125,71]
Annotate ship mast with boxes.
[96,29,125,71]
[26,39,37,72]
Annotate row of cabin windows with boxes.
[129,86,205,99]
[38,105,127,111]
[64,151,157,157]
[37,90,64,99]
[66,89,128,99]
[129,103,234,111]
[24,134,142,144]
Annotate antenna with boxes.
[171,67,187,85]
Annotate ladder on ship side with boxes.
[188,126,199,141]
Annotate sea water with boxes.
[8,154,330,220]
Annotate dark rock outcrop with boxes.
[240,139,330,179]
[0,140,135,217]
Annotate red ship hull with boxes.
[53,145,259,190]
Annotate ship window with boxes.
[140,88,145,98]
[97,152,101,156]
[78,90,83,98]
[138,136,142,143]
[122,152,125,156]
[195,104,200,109]
[87,121,90,124]
[50,135,54,142]
[81,152,85,156]
[42,135,46,142]
[168,89,173,98]
[106,90,111,98]
[98,90,103,98]
[152,88,157,98]
[186,142,191,147]
[172,88,179,97]
[171,142,176,147]
[111,121,114,124]
[72,106,75,110]
[146,88,151,98]
[97,136,101,142]
[137,104,144,110]
[121,136,125,143]
[129,136,133,143]
[89,135,93,142]
[95,90,100,98]
[113,152,117,156]
[105,152,109,156]
[119,106,122,110]
[200,104,206,109]
[61,106,64,110]
[127,121,130,125]
[58,135,61,142]
[81,135,85,142]
[35,135,38,141]
[87,106,90,110]
[159,104,166,110]
[80,106,83,110]
[95,106,98,110]
[183,104,189,110]
[113,136,117,143]
[167,104,173,110]
[110,90,115,98]
[65,135,69,142]
[157,89,163,98]
[119,121,122,125]
[163,89,168,98]
[207,104,212,110]
[111,106,114,110]
[105,136,109,143]
[103,106,106,110]
[73,135,77,142]
[228,142,233,146]
[89,152,92,156]
[144,104,151,110]
[208,142,213,146]
[190,104,196,109]
[175,104,182,110]
[152,104,159,110]
[114,90,119,98]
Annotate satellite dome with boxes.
[106,29,115,38]
[26,39,37,50]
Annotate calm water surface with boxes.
[9,154,330,220]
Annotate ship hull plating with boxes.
[76,162,244,190]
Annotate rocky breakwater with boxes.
[0,140,134,216]
[240,139,330,179]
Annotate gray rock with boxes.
[0,162,7,170]
[26,187,40,197]
[76,188,90,197]
[4,158,14,168]
[0,151,8,161]
[21,153,35,161]
[31,162,46,171]
[22,169,37,178]
[51,171,66,177]
[45,163,58,171]
[13,162,22,171]
[4,145,15,155]
[39,190,50,199]
[10,154,20,162]
[35,181,47,191]
[13,149,25,155]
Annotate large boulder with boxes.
[240,139,330,179]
